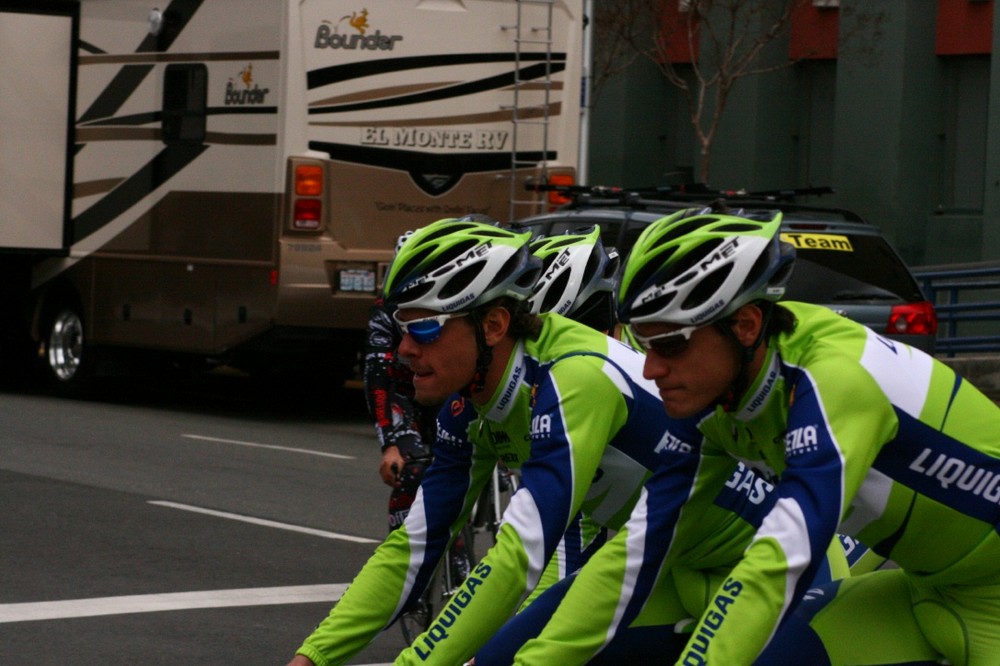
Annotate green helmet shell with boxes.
[616,209,795,326]
[383,218,541,312]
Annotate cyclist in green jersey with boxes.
[512,209,1000,665]
[477,219,851,666]
[287,218,673,666]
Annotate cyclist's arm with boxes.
[395,359,630,665]
[520,510,606,610]
[674,360,895,664]
[511,437,705,664]
[294,403,480,666]
[363,301,429,460]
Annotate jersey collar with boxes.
[733,344,781,421]
[481,339,527,422]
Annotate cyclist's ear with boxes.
[730,303,764,347]
[481,305,512,346]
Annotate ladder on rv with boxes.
[504,0,556,223]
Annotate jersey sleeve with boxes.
[295,401,483,666]
[394,355,632,664]
[674,358,898,665]
[511,417,706,664]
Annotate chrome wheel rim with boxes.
[48,309,84,382]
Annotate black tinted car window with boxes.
[781,232,923,302]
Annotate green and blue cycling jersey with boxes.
[513,301,1000,665]
[295,314,668,665]
[295,312,836,666]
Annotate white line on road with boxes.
[149,501,379,544]
[180,433,355,460]
[0,584,349,623]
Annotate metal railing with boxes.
[913,264,1000,357]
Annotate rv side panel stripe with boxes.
[78,0,205,123]
[80,106,277,130]
[79,51,281,66]
[72,144,208,243]
[78,65,155,124]
[306,52,566,89]
[308,62,566,116]
[308,142,553,174]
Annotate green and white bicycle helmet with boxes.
[527,226,619,330]
[384,218,541,312]
[617,209,795,327]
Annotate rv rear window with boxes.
[162,64,207,145]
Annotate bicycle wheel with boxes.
[473,464,520,554]
[398,593,432,645]
[443,524,476,595]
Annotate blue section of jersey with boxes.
[778,369,849,606]
[520,372,581,555]
[713,461,777,528]
[874,409,1000,528]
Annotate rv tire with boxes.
[41,302,94,397]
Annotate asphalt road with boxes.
[0,373,409,665]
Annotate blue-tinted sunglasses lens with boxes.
[405,318,444,344]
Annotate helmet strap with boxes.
[715,302,773,412]
[461,310,493,398]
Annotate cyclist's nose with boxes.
[643,352,669,381]
[397,332,420,360]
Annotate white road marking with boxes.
[149,501,379,544]
[0,584,349,623]
[181,433,355,460]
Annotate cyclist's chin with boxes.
[413,390,444,406]
[661,392,710,419]
[413,378,448,406]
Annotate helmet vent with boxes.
[632,291,675,319]
[392,245,437,289]
[429,240,479,278]
[663,218,710,243]
[744,250,772,291]
[543,270,572,312]
[666,238,722,282]
[479,229,515,239]
[584,247,601,279]
[440,263,482,300]
[399,280,434,303]
[715,222,759,233]
[493,250,533,291]
[681,263,733,311]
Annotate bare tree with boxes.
[593,0,879,184]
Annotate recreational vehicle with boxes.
[0,0,582,393]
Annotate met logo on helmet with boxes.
[539,248,572,285]
[430,242,492,279]
[634,238,740,310]
[697,237,740,272]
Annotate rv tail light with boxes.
[887,301,938,336]
[294,199,322,229]
[295,165,324,196]
[547,173,575,208]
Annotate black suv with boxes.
[513,187,938,353]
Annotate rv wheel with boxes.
[42,304,93,396]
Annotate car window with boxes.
[780,232,923,302]
[619,220,651,256]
